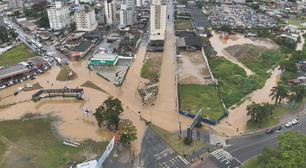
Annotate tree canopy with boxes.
[94,96,123,129]
[269,84,289,105]
[247,101,274,127]
[118,119,137,144]
[257,131,306,168]
[220,24,232,32]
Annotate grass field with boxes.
[148,123,207,156]
[0,116,108,168]
[178,84,225,122]
[141,58,160,84]
[287,19,305,28]
[81,81,108,94]
[0,43,37,67]
[240,156,259,168]
[23,82,43,92]
[56,64,77,81]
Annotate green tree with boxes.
[0,26,9,42]
[35,15,50,27]
[246,102,274,127]
[181,0,187,5]
[292,85,306,102]
[278,60,298,74]
[196,1,203,9]
[280,71,295,84]
[32,2,45,11]
[270,84,289,105]
[8,29,18,39]
[118,119,137,144]
[220,24,232,32]
[70,23,76,31]
[94,96,123,129]
[258,131,306,168]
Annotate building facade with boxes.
[104,0,117,25]
[150,0,167,40]
[74,5,97,31]
[119,0,135,27]
[9,0,23,9]
[47,1,71,30]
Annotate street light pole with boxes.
[179,122,181,136]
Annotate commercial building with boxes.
[28,56,48,69]
[104,0,117,25]
[74,5,97,32]
[8,0,23,9]
[90,53,119,66]
[47,1,71,30]
[0,64,30,81]
[119,0,135,27]
[150,0,167,40]
[70,41,94,61]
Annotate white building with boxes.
[136,0,142,7]
[104,0,117,25]
[119,0,135,27]
[150,0,167,40]
[75,5,97,31]
[47,1,71,30]
[9,0,23,9]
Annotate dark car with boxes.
[265,129,274,134]
[273,126,282,132]
[13,92,18,96]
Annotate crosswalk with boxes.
[161,156,189,168]
[211,149,241,165]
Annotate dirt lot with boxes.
[177,50,212,84]
[174,20,193,30]
[224,44,267,60]
[141,52,162,85]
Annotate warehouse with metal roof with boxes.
[0,64,30,80]
[190,7,212,30]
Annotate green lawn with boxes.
[81,80,108,94]
[240,156,259,168]
[0,43,37,66]
[148,123,207,156]
[0,116,108,168]
[178,84,225,122]
[247,117,279,130]
[158,163,163,168]
[141,59,160,83]
[56,64,77,81]
[287,19,305,28]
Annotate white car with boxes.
[0,85,6,90]
[292,119,299,125]
[18,87,24,91]
[63,86,70,89]
[285,121,293,127]
[25,84,33,88]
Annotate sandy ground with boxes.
[177,50,212,84]
[210,31,279,76]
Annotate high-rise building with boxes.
[47,1,71,30]
[150,0,167,40]
[136,0,142,7]
[74,5,97,31]
[104,0,117,25]
[9,0,23,9]
[119,0,135,27]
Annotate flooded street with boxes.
[297,30,305,51]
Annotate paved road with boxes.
[139,127,189,168]
[197,118,306,168]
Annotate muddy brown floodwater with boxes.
[210,31,279,76]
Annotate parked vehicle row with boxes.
[266,119,300,134]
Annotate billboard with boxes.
[289,99,296,109]
[96,132,120,168]
[78,89,84,99]
[71,52,81,57]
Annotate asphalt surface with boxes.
[139,127,189,168]
[198,118,306,168]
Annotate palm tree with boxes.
[292,85,306,102]
[247,102,275,128]
[270,84,289,105]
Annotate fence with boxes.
[32,88,84,99]
[179,111,228,125]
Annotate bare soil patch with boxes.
[23,82,43,92]
[178,50,213,85]
[224,44,267,60]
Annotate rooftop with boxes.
[28,56,48,65]
[71,41,93,52]
[19,20,37,30]
[190,7,212,28]
[0,64,30,80]
[92,53,118,61]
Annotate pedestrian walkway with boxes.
[278,102,306,121]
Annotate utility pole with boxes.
[179,122,181,136]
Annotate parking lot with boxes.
[91,59,132,84]
[231,9,277,28]
[208,12,236,28]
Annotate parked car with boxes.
[13,92,18,96]
[18,87,24,91]
[285,121,293,127]
[63,86,70,89]
[292,119,299,125]
[273,126,282,132]
[265,129,274,134]
[0,85,6,90]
